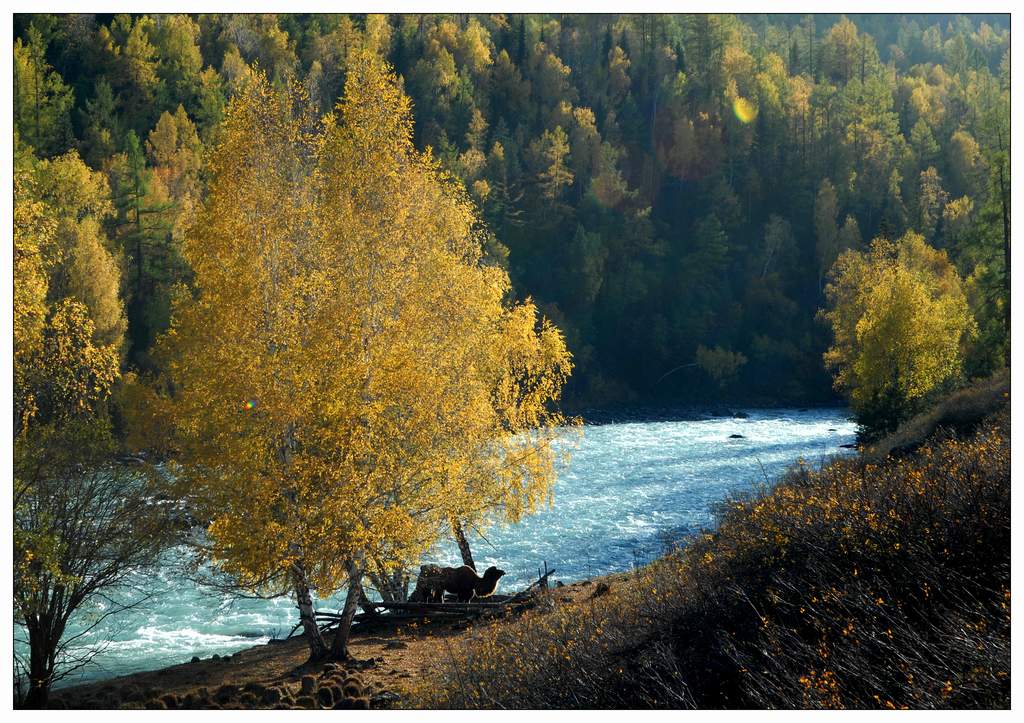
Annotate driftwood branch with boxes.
[513,565,557,599]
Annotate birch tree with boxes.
[821,231,974,438]
[147,51,572,662]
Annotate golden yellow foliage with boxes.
[13,162,53,431]
[821,231,973,432]
[14,143,125,430]
[150,52,573,623]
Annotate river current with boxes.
[44,408,856,687]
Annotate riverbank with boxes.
[420,395,1010,708]
[48,574,618,709]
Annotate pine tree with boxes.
[80,78,121,167]
[110,130,175,365]
[13,26,74,157]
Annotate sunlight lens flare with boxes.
[243,399,257,411]
[733,96,758,124]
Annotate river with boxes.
[44,407,856,688]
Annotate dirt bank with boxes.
[48,575,622,709]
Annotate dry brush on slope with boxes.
[415,404,1009,709]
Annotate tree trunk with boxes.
[357,586,381,618]
[380,566,408,602]
[330,561,363,660]
[452,518,475,570]
[367,557,409,603]
[24,681,48,709]
[24,629,53,709]
[292,565,328,662]
[998,159,1010,362]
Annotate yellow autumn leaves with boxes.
[142,50,574,600]
[821,231,974,434]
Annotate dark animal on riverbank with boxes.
[410,564,507,602]
[443,565,506,602]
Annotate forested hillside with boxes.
[13,13,1010,407]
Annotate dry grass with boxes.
[414,404,1010,709]
[866,369,1009,460]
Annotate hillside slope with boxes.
[417,390,1010,709]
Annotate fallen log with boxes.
[357,600,516,612]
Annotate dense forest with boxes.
[11,13,1013,708]
[13,12,1010,408]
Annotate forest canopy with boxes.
[12,11,1010,407]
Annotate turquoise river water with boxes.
[40,408,856,688]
